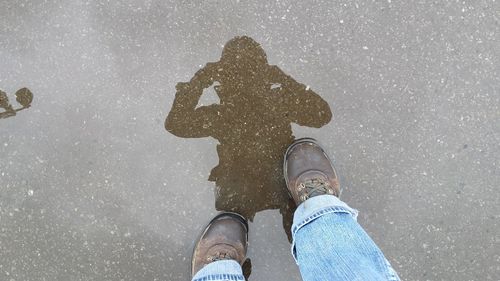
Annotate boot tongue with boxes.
[296,170,340,199]
[305,178,330,197]
[308,188,326,198]
[209,252,233,262]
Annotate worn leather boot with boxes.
[284,138,340,205]
[191,212,248,277]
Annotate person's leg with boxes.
[284,138,400,281]
[292,195,400,281]
[191,212,248,281]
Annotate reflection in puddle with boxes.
[0,88,33,119]
[165,36,331,242]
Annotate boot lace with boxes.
[207,251,235,263]
[298,178,335,201]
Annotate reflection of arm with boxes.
[165,82,218,138]
[270,66,332,127]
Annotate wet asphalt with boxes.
[1,1,499,280]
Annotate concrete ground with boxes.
[1,1,499,280]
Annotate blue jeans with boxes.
[191,195,400,281]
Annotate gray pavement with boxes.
[1,1,499,280]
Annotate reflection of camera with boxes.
[188,62,220,89]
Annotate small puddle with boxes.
[0,88,33,119]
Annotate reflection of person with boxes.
[165,36,331,241]
[191,138,401,281]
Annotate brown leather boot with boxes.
[191,212,249,277]
[284,138,340,205]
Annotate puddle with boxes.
[0,88,33,119]
[165,36,332,244]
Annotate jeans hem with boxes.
[192,260,244,281]
[291,205,358,264]
[192,274,245,281]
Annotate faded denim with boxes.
[191,195,400,281]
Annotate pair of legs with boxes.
[191,139,400,281]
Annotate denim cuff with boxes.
[291,195,358,263]
[192,260,244,281]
